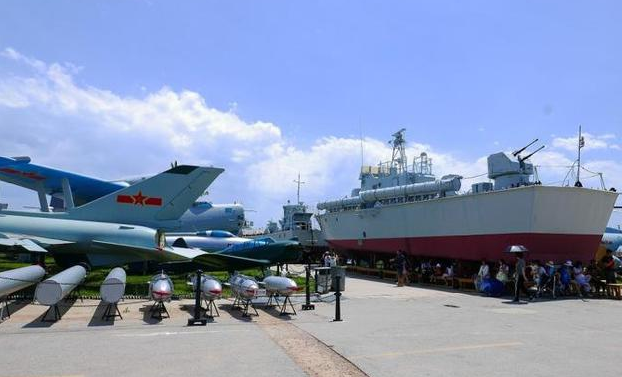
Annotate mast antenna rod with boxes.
[576,125,583,187]
[294,173,305,205]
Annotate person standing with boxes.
[601,249,616,284]
[329,253,338,267]
[392,250,406,287]
[475,260,490,291]
[323,252,331,267]
[513,252,533,302]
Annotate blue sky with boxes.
[0,0,621,228]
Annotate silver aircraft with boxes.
[0,156,245,233]
[0,165,221,268]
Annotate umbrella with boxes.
[505,245,528,253]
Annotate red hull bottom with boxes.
[328,233,602,263]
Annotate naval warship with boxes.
[317,129,618,263]
[253,175,326,252]
[259,202,326,252]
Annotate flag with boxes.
[579,135,585,149]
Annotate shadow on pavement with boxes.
[87,301,117,327]
[139,302,169,324]
[23,299,77,328]
[1,299,32,322]
[221,299,256,322]
[178,303,215,323]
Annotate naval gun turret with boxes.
[487,139,545,190]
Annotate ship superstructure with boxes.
[317,130,618,263]
[253,175,326,252]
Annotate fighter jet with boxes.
[165,233,303,272]
[0,165,221,267]
[166,230,249,252]
[0,156,245,233]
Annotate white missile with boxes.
[263,276,300,296]
[100,267,126,304]
[192,275,222,301]
[35,265,86,306]
[149,272,174,302]
[229,274,258,300]
[0,265,46,298]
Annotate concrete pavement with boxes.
[0,275,620,377]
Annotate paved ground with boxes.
[0,276,620,377]
[298,276,622,377]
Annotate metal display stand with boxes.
[102,302,123,321]
[266,293,297,316]
[150,301,170,320]
[188,270,207,326]
[232,296,258,317]
[203,298,220,318]
[41,304,62,322]
[302,264,315,310]
[0,297,10,320]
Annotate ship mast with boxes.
[389,128,408,174]
[575,125,584,187]
[293,173,305,205]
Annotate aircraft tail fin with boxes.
[68,165,224,225]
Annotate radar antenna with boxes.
[389,128,407,174]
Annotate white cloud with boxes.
[0,48,620,226]
[552,132,618,152]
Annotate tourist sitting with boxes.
[430,263,443,283]
[558,261,573,295]
[496,259,509,283]
[572,261,591,295]
[586,259,606,294]
[420,260,432,283]
[442,264,454,284]
[535,260,550,297]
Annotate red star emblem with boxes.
[116,192,162,206]
[131,191,147,206]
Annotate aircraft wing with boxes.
[0,156,123,206]
[192,252,271,270]
[90,241,207,264]
[0,232,75,253]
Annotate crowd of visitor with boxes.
[380,248,620,299]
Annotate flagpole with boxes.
[576,125,582,187]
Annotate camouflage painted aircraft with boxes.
[0,156,245,233]
[167,231,303,271]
